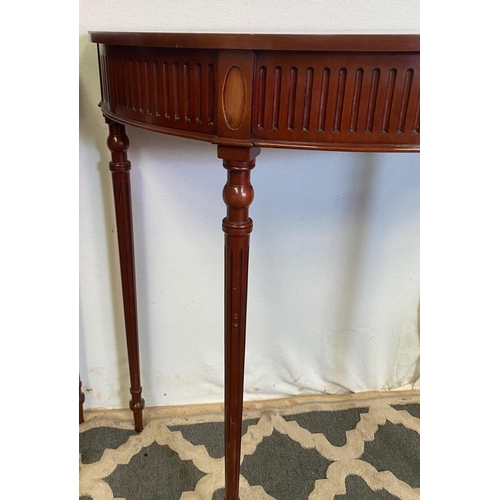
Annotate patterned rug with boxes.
[79,391,419,499]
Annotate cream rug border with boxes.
[80,390,419,432]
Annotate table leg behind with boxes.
[79,375,85,424]
[105,117,145,432]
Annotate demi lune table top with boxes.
[89,32,419,52]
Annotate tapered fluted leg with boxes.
[106,117,145,432]
[79,376,85,424]
[219,146,260,500]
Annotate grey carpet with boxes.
[79,400,419,499]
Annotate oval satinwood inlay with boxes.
[223,66,247,130]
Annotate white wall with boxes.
[79,0,420,410]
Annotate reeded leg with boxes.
[106,117,145,432]
[219,146,260,500]
[79,375,85,424]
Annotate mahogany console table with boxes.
[85,32,419,500]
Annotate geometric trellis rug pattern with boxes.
[79,391,419,500]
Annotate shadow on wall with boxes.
[334,155,377,330]
[247,150,379,394]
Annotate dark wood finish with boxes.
[94,34,419,152]
[219,145,260,500]
[88,33,420,500]
[98,45,217,138]
[79,376,85,424]
[106,117,145,432]
[252,52,419,149]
